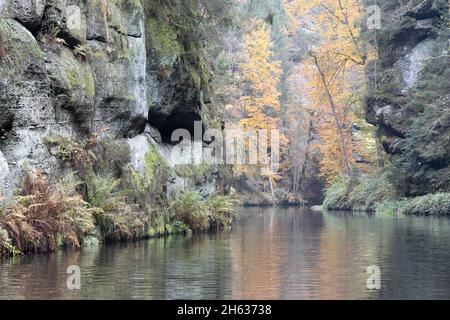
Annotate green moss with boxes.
[145,17,181,59]
[0,18,44,76]
[64,63,95,98]
[85,71,95,97]
[66,69,79,88]
[121,144,169,228]
[143,146,159,183]
[126,145,169,193]
[175,163,214,186]
[189,67,202,89]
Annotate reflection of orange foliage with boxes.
[230,210,282,299]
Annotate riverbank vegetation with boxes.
[171,192,235,232]
[323,172,450,216]
[0,134,235,255]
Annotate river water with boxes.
[1,207,450,300]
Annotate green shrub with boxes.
[375,200,404,215]
[170,191,236,232]
[324,171,397,212]
[206,195,236,229]
[91,138,130,177]
[147,211,171,238]
[171,192,209,232]
[45,135,92,182]
[273,188,288,204]
[86,173,123,212]
[347,173,396,211]
[323,176,353,210]
[399,193,450,216]
[85,172,148,241]
[172,220,189,234]
[101,210,148,241]
[376,193,450,216]
[122,146,169,210]
[0,226,20,255]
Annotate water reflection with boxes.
[1,207,450,299]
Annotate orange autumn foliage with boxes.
[235,18,286,191]
[285,0,375,184]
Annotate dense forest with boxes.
[0,0,449,256]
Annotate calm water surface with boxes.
[1,207,450,299]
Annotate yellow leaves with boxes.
[312,119,354,185]
[285,0,376,184]
[239,18,283,131]
[286,0,367,66]
[232,18,286,187]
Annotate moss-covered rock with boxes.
[88,30,147,136]
[0,0,46,30]
[1,0,225,253]
[0,18,62,187]
[145,16,181,65]
[364,0,449,196]
[144,0,212,138]
[44,44,95,129]
[41,0,88,46]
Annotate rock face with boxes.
[0,0,46,30]
[365,0,449,194]
[0,0,213,196]
[0,151,11,196]
[0,18,60,189]
[144,2,211,142]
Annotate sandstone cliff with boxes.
[0,0,215,197]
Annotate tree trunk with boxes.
[376,139,385,169]
[311,54,351,176]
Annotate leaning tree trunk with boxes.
[311,54,351,176]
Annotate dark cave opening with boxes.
[0,116,13,142]
[149,112,205,144]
